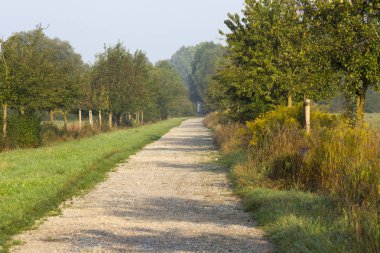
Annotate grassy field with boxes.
[0,118,185,252]
[365,113,380,131]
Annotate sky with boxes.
[0,0,244,64]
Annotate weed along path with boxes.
[12,118,273,253]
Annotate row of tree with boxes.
[0,26,193,137]
[206,0,380,128]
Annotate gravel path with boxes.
[12,118,274,253]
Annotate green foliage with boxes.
[0,118,184,252]
[246,106,303,146]
[324,0,380,122]
[208,0,380,123]
[91,44,193,123]
[7,113,42,148]
[150,60,194,119]
[0,27,192,148]
[188,42,225,105]
[40,123,62,144]
[170,46,196,85]
[0,26,83,112]
[91,43,135,115]
[169,42,225,112]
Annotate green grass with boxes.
[238,188,356,253]
[220,152,373,253]
[365,113,380,131]
[0,118,185,252]
[218,150,366,253]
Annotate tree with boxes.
[210,0,338,127]
[151,61,193,119]
[0,27,84,132]
[321,0,380,125]
[43,37,83,130]
[0,40,11,137]
[188,42,225,109]
[170,46,196,86]
[213,2,283,121]
[130,50,153,124]
[92,43,132,128]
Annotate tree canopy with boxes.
[206,0,380,124]
[0,27,194,140]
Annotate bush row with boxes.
[0,113,101,150]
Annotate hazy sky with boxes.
[0,0,244,64]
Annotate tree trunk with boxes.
[136,112,139,125]
[2,103,7,138]
[89,110,93,127]
[287,93,293,108]
[108,112,113,129]
[141,111,144,124]
[355,94,365,126]
[49,110,55,125]
[128,113,131,122]
[78,109,82,131]
[63,111,68,132]
[304,97,311,134]
[99,110,102,128]
[118,115,123,125]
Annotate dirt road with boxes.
[12,118,274,253]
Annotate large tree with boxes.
[188,42,225,107]
[170,46,196,86]
[209,0,338,124]
[321,0,380,125]
[151,61,193,119]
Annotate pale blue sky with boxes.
[0,0,244,64]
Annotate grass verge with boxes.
[207,110,379,253]
[221,151,366,253]
[0,118,185,252]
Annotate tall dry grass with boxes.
[205,107,380,252]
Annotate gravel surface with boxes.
[12,118,274,253]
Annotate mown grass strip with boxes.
[0,118,185,252]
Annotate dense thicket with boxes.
[0,27,193,148]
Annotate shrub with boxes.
[246,105,303,146]
[41,123,63,144]
[8,113,42,148]
[305,127,380,251]
[76,123,100,138]
[206,106,380,252]
[205,112,247,153]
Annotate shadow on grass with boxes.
[240,187,354,253]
